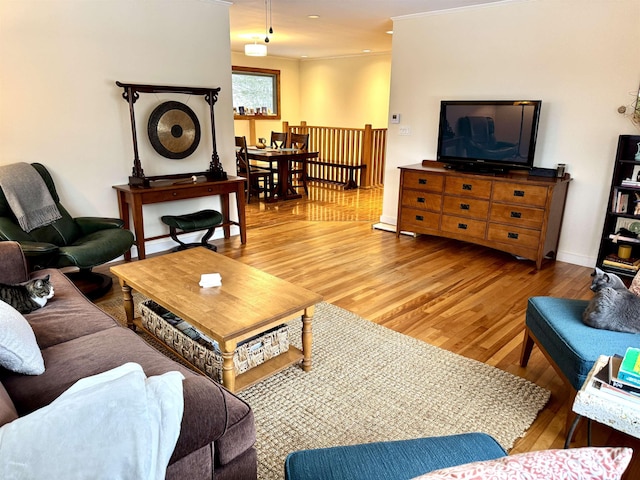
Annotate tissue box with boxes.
[139,299,289,382]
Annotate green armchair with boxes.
[0,163,134,297]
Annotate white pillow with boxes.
[412,447,633,480]
[0,300,44,374]
[0,362,185,480]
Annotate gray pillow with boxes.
[0,300,44,375]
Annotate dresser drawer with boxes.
[442,196,489,219]
[487,223,541,248]
[444,176,492,199]
[402,171,444,192]
[492,182,548,207]
[441,215,486,239]
[489,203,544,229]
[400,208,440,231]
[401,190,442,211]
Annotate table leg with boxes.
[119,279,135,331]
[221,341,237,392]
[301,305,314,371]
[564,414,582,448]
[221,193,231,239]
[131,196,145,260]
[116,191,132,261]
[236,184,247,244]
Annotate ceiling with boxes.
[229,0,507,59]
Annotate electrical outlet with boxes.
[399,126,411,136]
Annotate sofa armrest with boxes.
[0,241,31,284]
[75,217,125,235]
[169,377,231,463]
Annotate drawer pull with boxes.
[508,232,519,239]
[460,203,470,210]
[462,184,472,191]
[510,211,522,219]
[513,190,525,197]
[417,197,426,203]
[172,192,177,196]
[415,215,424,221]
[458,223,468,230]
[418,178,427,185]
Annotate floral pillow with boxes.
[411,447,632,480]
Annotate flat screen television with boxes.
[436,100,542,173]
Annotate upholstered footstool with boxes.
[520,296,640,391]
[161,209,223,252]
[284,433,506,480]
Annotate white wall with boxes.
[231,52,391,136]
[299,54,391,129]
[0,0,235,256]
[383,0,640,267]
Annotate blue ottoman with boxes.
[521,296,640,391]
[284,433,506,480]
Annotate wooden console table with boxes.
[397,162,571,269]
[113,176,246,260]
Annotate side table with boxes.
[566,355,640,448]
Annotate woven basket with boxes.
[139,299,289,382]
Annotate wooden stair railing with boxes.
[282,121,386,189]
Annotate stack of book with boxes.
[613,191,630,213]
[589,348,640,404]
[602,254,640,272]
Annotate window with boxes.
[232,66,281,119]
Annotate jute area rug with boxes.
[98,297,550,480]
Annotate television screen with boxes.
[436,100,542,172]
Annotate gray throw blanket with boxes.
[0,162,62,232]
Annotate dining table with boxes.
[246,147,319,201]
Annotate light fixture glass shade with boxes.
[245,43,267,56]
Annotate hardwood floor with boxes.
[97,181,640,474]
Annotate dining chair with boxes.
[235,136,273,203]
[288,132,310,196]
[270,131,288,149]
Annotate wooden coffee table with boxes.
[110,248,322,392]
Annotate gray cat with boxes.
[0,275,54,314]
[582,268,640,333]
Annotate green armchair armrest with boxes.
[75,217,125,236]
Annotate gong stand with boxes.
[116,81,227,187]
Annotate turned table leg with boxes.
[301,305,314,371]
[221,341,237,392]
[119,279,135,331]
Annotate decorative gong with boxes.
[116,82,226,187]
[147,101,201,159]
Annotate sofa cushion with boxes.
[526,297,640,390]
[412,447,633,479]
[1,326,255,466]
[0,300,44,375]
[24,269,118,349]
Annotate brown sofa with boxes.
[0,241,257,479]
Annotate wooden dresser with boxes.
[396,162,571,269]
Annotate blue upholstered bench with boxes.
[520,296,640,391]
[284,433,506,480]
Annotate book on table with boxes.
[618,347,640,387]
[592,355,640,402]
